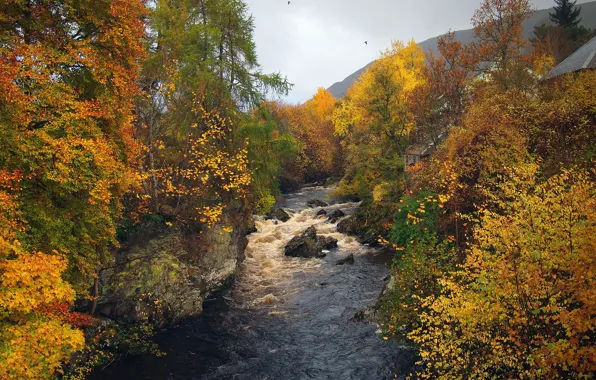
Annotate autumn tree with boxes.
[471,0,535,89]
[410,165,596,378]
[0,170,85,379]
[332,40,426,201]
[267,89,341,188]
[135,0,290,224]
[411,32,473,147]
[532,0,593,66]
[0,0,147,375]
[0,0,146,290]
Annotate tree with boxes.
[266,89,341,187]
[0,170,85,379]
[0,0,146,293]
[239,108,298,214]
[136,0,290,224]
[550,0,582,28]
[410,32,473,147]
[471,0,535,89]
[332,40,426,201]
[410,166,596,378]
[531,24,594,65]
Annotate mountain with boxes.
[327,1,596,99]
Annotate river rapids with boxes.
[91,186,416,379]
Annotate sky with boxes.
[243,0,589,103]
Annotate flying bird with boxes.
[288,1,290,4]
[364,41,368,45]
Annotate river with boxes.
[91,186,415,379]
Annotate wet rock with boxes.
[316,209,328,216]
[307,199,328,208]
[327,209,345,223]
[284,226,325,258]
[273,208,291,222]
[284,226,337,258]
[246,221,258,235]
[336,215,359,235]
[335,253,355,265]
[317,236,338,250]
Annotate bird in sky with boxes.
[288,1,290,4]
[364,41,368,45]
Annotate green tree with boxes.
[135,0,291,221]
[550,0,582,28]
[240,108,298,214]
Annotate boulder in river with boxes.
[316,209,328,216]
[273,208,291,222]
[327,209,345,223]
[336,215,359,235]
[317,235,338,250]
[284,226,337,258]
[307,199,328,208]
[336,253,355,265]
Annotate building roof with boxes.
[545,36,596,80]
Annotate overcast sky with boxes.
[244,0,588,103]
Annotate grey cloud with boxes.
[245,0,591,103]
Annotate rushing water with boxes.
[91,186,415,380]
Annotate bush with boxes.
[409,167,596,378]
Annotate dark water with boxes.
[91,186,415,380]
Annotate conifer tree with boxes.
[550,0,582,28]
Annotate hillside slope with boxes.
[328,1,596,98]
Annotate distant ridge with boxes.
[327,1,596,99]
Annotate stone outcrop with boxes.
[273,208,291,222]
[284,226,338,258]
[96,209,249,325]
[327,209,345,223]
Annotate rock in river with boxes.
[307,199,328,208]
[336,253,355,265]
[316,209,327,216]
[284,226,338,258]
[273,208,291,222]
[327,209,345,223]
[317,235,338,250]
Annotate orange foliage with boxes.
[0,170,85,379]
[410,167,596,378]
[270,89,340,183]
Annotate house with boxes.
[404,143,433,167]
[544,36,596,80]
[403,132,448,167]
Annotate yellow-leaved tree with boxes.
[0,170,85,379]
[410,164,596,378]
[332,40,426,201]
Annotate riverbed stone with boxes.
[317,235,338,250]
[273,208,291,222]
[97,208,249,325]
[307,199,328,208]
[327,209,345,223]
[336,253,355,265]
[284,226,324,258]
[316,209,328,216]
[284,226,338,258]
[336,215,359,235]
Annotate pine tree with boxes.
[549,0,582,28]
